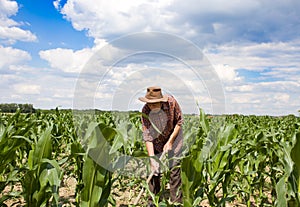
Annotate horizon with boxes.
[1,102,299,117]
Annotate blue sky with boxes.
[1,0,300,115]
[14,0,93,64]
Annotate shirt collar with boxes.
[161,101,168,111]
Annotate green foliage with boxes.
[23,125,63,207]
[0,103,35,113]
[0,109,299,206]
[0,110,34,205]
[182,110,300,207]
[78,122,114,207]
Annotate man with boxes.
[139,86,183,206]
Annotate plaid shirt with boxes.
[141,95,183,153]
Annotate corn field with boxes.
[0,108,299,206]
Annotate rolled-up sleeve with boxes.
[173,98,183,126]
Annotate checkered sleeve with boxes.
[173,97,184,126]
[141,105,154,142]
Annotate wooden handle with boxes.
[133,151,167,205]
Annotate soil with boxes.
[2,175,146,207]
[2,176,77,207]
[2,175,273,207]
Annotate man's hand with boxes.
[163,140,173,152]
[150,157,160,176]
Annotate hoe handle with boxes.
[133,151,167,205]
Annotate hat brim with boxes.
[138,95,168,103]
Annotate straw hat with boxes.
[138,86,168,103]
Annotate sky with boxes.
[0,0,300,115]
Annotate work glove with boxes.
[150,157,160,176]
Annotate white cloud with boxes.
[0,45,31,69]
[0,0,37,44]
[263,67,300,83]
[0,70,78,109]
[203,40,300,115]
[0,0,18,17]
[0,74,22,87]
[56,0,300,44]
[34,26,300,116]
[39,47,93,73]
[175,0,300,42]
[230,94,260,104]
[53,0,62,10]
[45,37,299,115]
[38,37,129,74]
[9,64,36,72]
[257,81,300,93]
[13,84,41,95]
[214,64,241,84]
[205,40,300,75]
[57,0,181,40]
[225,92,288,115]
[274,93,290,103]
[223,80,300,115]
[170,0,260,14]
[0,26,37,43]
[226,85,254,92]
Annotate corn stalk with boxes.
[22,125,63,207]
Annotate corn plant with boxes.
[284,131,300,207]
[181,109,300,206]
[76,121,116,207]
[22,125,63,207]
[1,108,299,206]
[0,110,34,205]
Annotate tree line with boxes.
[0,103,35,113]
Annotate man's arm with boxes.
[145,141,155,156]
[163,124,181,152]
[163,97,183,152]
[146,141,160,175]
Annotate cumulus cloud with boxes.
[0,45,31,70]
[203,39,300,115]
[54,0,300,44]
[0,0,18,18]
[228,81,299,115]
[205,40,300,81]
[0,0,37,44]
[0,26,37,43]
[214,64,241,84]
[38,38,131,73]
[39,47,93,73]
[56,0,176,40]
[170,0,300,43]
[39,32,300,114]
